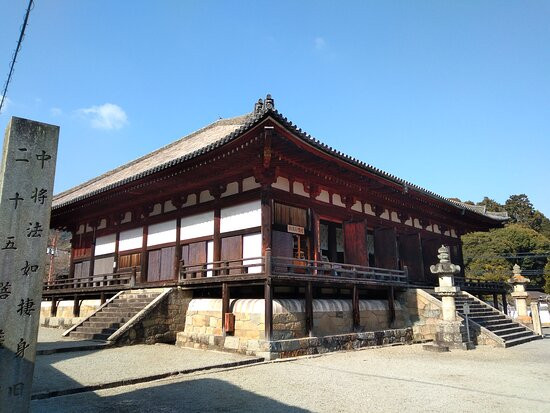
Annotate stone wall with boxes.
[183,298,409,342]
[40,299,101,329]
[176,328,413,360]
[400,289,441,342]
[112,288,192,345]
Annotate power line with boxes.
[0,0,34,114]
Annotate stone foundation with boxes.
[176,328,413,360]
[112,288,193,345]
[183,298,409,342]
[40,299,101,329]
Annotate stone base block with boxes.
[434,321,474,351]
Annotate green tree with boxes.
[476,197,505,212]
[505,194,534,224]
[462,224,550,285]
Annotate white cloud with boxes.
[314,36,326,50]
[78,103,128,130]
[50,107,63,116]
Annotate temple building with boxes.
[43,95,536,357]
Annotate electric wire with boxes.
[0,0,34,114]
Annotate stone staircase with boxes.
[455,293,541,348]
[67,290,162,341]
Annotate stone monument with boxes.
[0,117,59,412]
[428,245,473,351]
[508,264,531,325]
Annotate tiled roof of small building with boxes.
[52,95,507,223]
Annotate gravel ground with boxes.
[37,327,77,343]
[32,335,550,413]
[32,344,260,396]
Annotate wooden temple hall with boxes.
[43,95,516,356]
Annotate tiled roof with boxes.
[52,98,506,224]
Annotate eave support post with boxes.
[352,284,360,332]
[305,282,313,337]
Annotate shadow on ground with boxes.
[32,377,309,413]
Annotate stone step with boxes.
[479,319,512,328]
[486,322,521,332]
[107,303,148,310]
[69,331,111,341]
[74,326,118,335]
[490,326,527,336]
[124,293,161,299]
[470,314,506,322]
[499,330,535,341]
[88,316,131,324]
[504,334,541,348]
[83,321,121,329]
[114,298,154,304]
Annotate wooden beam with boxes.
[305,282,313,337]
[222,282,230,336]
[388,287,395,325]
[352,284,360,332]
[140,225,148,283]
[264,279,273,341]
[261,187,272,254]
[173,216,182,280]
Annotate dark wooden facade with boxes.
[48,100,504,308]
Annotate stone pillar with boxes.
[428,245,473,350]
[0,117,59,411]
[508,264,531,324]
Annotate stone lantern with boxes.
[508,264,531,324]
[428,245,473,350]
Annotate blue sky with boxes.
[1,1,549,215]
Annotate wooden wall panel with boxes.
[272,230,293,258]
[398,233,424,283]
[374,227,398,269]
[147,249,162,282]
[343,220,368,266]
[421,237,440,284]
[160,246,176,280]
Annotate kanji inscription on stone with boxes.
[0,117,58,412]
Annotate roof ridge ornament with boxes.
[254,98,264,115]
[264,94,274,110]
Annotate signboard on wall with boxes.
[287,225,305,235]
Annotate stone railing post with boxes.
[508,264,531,324]
[427,245,473,351]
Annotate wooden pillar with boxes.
[388,287,395,325]
[89,225,97,278]
[222,282,230,336]
[492,293,499,309]
[69,234,76,279]
[502,293,508,315]
[352,284,360,332]
[173,217,182,280]
[113,231,120,274]
[73,296,80,317]
[50,298,58,317]
[264,279,273,341]
[305,282,313,337]
[140,225,148,284]
[261,187,272,254]
[311,209,320,261]
[213,207,221,275]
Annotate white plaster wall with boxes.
[433,224,441,234]
[316,190,330,203]
[97,219,107,230]
[293,181,310,198]
[405,218,413,226]
[391,212,400,222]
[76,224,85,235]
[243,233,262,273]
[181,211,214,241]
[150,203,162,216]
[120,211,132,224]
[220,200,261,233]
[164,200,177,212]
[364,203,375,216]
[94,234,116,256]
[147,220,177,246]
[332,193,345,207]
[380,209,390,220]
[351,201,362,212]
[86,224,94,233]
[200,190,214,203]
[183,194,197,208]
[272,176,290,192]
[222,182,239,198]
[414,218,422,229]
[242,176,261,191]
[119,227,143,252]
[207,240,214,277]
[451,229,457,238]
